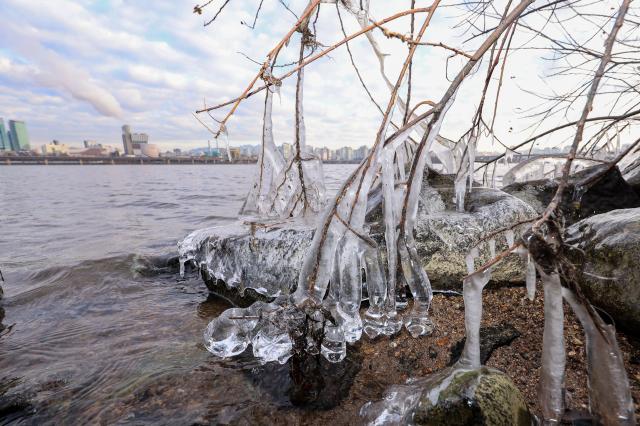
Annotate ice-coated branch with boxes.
[536,0,631,227]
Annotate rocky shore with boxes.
[178,163,640,424]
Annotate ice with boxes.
[251,321,293,364]
[204,307,260,358]
[562,289,636,425]
[505,229,515,247]
[538,268,565,423]
[381,146,399,334]
[362,242,389,339]
[458,247,492,368]
[336,236,363,342]
[488,239,496,259]
[502,156,602,186]
[321,323,347,362]
[525,253,536,301]
[240,85,285,217]
[219,125,232,162]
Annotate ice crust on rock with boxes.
[502,156,603,187]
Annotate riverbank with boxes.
[78,286,638,424]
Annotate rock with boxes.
[179,170,537,301]
[360,366,532,426]
[409,170,536,289]
[622,156,640,196]
[179,221,314,301]
[503,164,640,225]
[566,208,640,336]
[448,323,521,366]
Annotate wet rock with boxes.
[0,379,34,422]
[566,208,640,336]
[621,154,640,196]
[287,348,362,409]
[180,169,536,300]
[407,170,536,289]
[360,366,532,425]
[448,323,521,366]
[503,164,640,225]
[413,367,532,426]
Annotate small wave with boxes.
[7,253,181,305]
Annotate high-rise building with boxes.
[122,125,150,156]
[8,120,30,151]
[354,145,370,161]
[122,125,134,155]
[0,119,8,150]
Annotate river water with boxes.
[0,164,355,424]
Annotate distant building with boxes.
[0,118,8,151]
[8,120,30,151]
[354,145,370,161]
[42,140,69,155]
[83,140,98,148]
[336,146,354,161]
[122,125,134,155]
[140,144,160,158]
[229,147,241,161]
[122,125,150,156]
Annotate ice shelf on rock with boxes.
[502,156,603,187]
[178,220,314,298]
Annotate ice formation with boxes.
[501,156,604,186]
[562,289,635,424]
[538,268,566,423]
[192,2,636,424]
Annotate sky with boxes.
[0,0,635,152]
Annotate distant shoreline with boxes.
[0,155,366,166]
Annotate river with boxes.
[0,164,356,424]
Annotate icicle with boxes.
[454,174,467,212]
[505,229,515,247]
[336,235,363,342]
[362,243,388,339]
[562,289,636,425]
[538,268,565,423]
[321,322,347,362]
[219,125,232,162]
[525,254,536,301]
[398,95,455,337]
[488,239,496,259]
[381,146,400,333]
[467,134,477,192]
[460,269,492,368]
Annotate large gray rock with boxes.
[179,171,537,299]
[360,366,532,426]
[503,164,640,225]
[566,208,640,336]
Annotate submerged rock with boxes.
[566,208,640,336]
[179,170,537,300]
[360,366,532,425]
[503,164,640,225]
